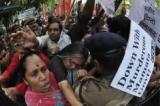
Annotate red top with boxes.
[25,73,68,106]
[2,52,49,95]
[2,52,20,79]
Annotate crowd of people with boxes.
[0,1,160,106]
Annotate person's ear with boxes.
[24,79,29,85]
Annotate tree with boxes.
[157,0,160,9]
[0,0,27,28]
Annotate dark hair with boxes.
[24,17,35,26]
[107,15,131,41]
[19,51,39,79]
[57,42,89,61]
[47,16,63,31]
[88,9,105,26]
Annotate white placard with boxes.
[111,21,155,97]
[128,0,160,48]
[98,0,115,16]
[18,7,36,20]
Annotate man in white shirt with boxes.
[36,19,71,56]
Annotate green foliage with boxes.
[114,0,131,16]
[46,0,57,11]
[156,0,160,9]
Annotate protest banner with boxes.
[18,7,36,20]
[58,0,65,17]
[128,0,160,48]
[65,0,71,16]
[111,21,155,97]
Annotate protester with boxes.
[19,52,68,106]
[23,17,41,36]
[0,29,39,105]
[24,18,71,57]
[0,43,10,72]
[0,27,37,85]
[9,18,71,58]
[49,42,89,86]
[1,43,86,106]
[0,42,20,88]
[107,15,131,41]
[67,0,95,42]
[38,18,71,56]
[48,42,89,106]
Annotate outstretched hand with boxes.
[9,26,37,50]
